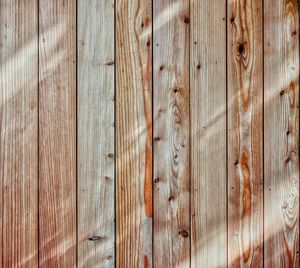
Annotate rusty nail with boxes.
[88,236,101,241]
[106,61,114,66]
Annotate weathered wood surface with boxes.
[190,1,227,267]
[264,0,299,266]
[0,0,38,267]
[39,0,76,266]
[153,0,190,267]
[78,1,115,267]
[227,0,263,266]
[116,0,152,267]
[1,1,300,267]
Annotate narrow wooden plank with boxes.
[153,1,190,267]
[264,0,299,266]
[39,1,76,266]
[116,0,152,267]
[78,0,115,267]
[0,1,38,266]
[190,1,227,267]
[227,0,263,266]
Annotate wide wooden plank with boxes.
[116,0,152,267]
[264,0,299,266]
[153,1,190,267]
[77,0,115,267]
[227,0,263,266]
[0,1,38,266]
[190,1,227,267]
[39,1,76,266]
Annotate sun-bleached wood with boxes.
[264,0,299,266]
[116,0,152,267]
[227,0,263,266]
[0,1,38,266]
[39,1,76,266]
[190,1,227,267]
[78,0,115,267]
[153,0,190,267]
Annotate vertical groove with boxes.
[225,0,228,266]
[298,0,300,263]
[114,0,116,266]
[151,0,154,265]
[262,0,264,265]
[37,0,40,265]
[76,0,78,266]
[189,0,192,267]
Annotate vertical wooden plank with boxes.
[39,0,76,266]
[0,0,38,267]
[264,0,299,266]
[77,0,115,267]
[116,0,152,267]
[153,0,190,267]
[227,0,263,266]
[190,1,227,267]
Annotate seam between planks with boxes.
[262,0,265,265]
[151,0,154,265]
[298,0,300,262]
[225,0,228,267]
[114,0,117,265]
[189,0,191,266]
[37,0,40,265]
[76,0,78,265]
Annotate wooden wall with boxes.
[0,0,299,267]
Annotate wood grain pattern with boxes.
[190,1,227,267]
[264,0,299,266]
[153,1,190,267]
[39,0,76,266]
[116,0,152,267]
[77,0,115,267]
[0,1,38,267]
[227,0,263,266]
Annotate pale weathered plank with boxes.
[116,0,152,267]
[190,1,227,267]
[153,0,190,267]
[78,0,115,267]
[39,0,76,266]
[0,0,38,266]
[227,0,263,266]
[264,0,299,266]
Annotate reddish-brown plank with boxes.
[0,0,38,266]
[153,0,190,267]
[116,0,152,267]
[39,0,76,266]
[227,0,263,266]
[264,0,299,266]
